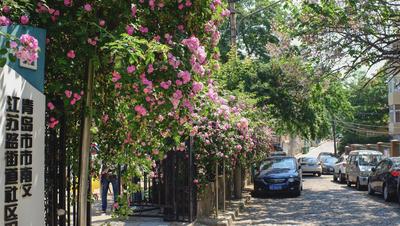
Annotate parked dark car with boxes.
[368,157,400,202]
[317,152,336,162]
[253,157,302,197]
[269,151,287,157]
[321,156,338,175]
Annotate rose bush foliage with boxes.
[0,0,273,212]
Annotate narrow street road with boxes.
[234,175,400,225]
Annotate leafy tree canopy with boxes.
[289,0,400,81]
[338,72,390,152]
[219,0,280,61]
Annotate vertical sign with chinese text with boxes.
[0,25,46,226]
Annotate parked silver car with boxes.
[298,157,322,176]
[333,154,348,183]
[346,150,383,190]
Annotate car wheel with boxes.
[368,181,375,195]
[346,176,351,187]
[317,172,321,177]
[383,184,392,202]
[397,189,400,204]
[356,178,362,191]
[292,188,301,197]
[333,173,338,182]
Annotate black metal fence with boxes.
[44,102,197,225]
[45,100,80,226]
[130,138,197,222]
[163,138,197,222]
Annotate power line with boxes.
[336,122,390,136]
[334,118,389,128]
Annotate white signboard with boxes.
[0,64,45,226]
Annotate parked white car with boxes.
[333,154,348,183]
[346,150,383,190]
[298,157,322,176]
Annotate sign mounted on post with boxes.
[0,25,46,226]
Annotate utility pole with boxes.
[78,60,95,226]
[333,120,337,156]
[229,1,237,47]
[229,0,242,200]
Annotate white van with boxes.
[346,150,383,190]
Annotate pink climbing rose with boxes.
[65,90,72,98]
[84,3,92,12]
[178,71,191,84]
[147,64,154,74]
[99,19,105,27]
[112,71,121,82]
[127,65,136,73]
[181,36,200,53]
[160,80,172,90]
[134,105,147,116]
[64,0,72,7]
[67,50,75,59]
[173,90,183,100]
[13,34,39,64]
[49,117,59,128]
[20,15,29,24]
[192,82,204,93]
[102,114,109,124]
[2,5,10,13]
[47,102,55,110]
[131,5,137,17]
[126,25,134,35]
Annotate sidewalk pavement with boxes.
[91,186,252,226]
[196,185,252,226]
[91,189,196,226]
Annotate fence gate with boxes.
[163,138,197,222]
[44,101,81,226]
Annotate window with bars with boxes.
[389,105,400,123]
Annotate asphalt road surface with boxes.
[234,175,400,226]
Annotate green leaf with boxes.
[0,48,8,55]
[0,58,6,67]
[8,54,16,62]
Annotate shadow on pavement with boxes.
[241,181,400,225]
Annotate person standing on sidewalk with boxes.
[100,161,119,214]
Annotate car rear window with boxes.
[302,158,318,164]
[323,157,338,164]
[392,159,400,167]
[261,158,296,170]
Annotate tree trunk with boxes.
[233,164,242,199]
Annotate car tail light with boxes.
[391,170,400,177]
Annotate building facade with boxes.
[388,76,400,140]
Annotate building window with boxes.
[390,105,395,122]
[396,105,400,123]
[389,77,400,93]
[392,105,400,123]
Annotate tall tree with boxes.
[338,73,390,152]
[290,0,400,81]
[219,0,280,61]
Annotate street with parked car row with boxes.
[235,175,400,225]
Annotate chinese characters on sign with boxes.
[4,96,34,226]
